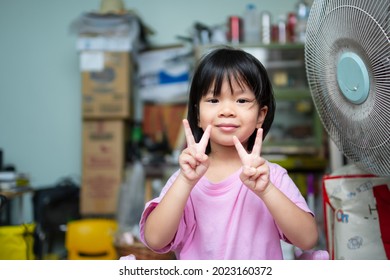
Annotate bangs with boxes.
[204,66,250,97]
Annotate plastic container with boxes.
[260,11,272,44]
[243,3,260,43]
[295,0,310,43]
[277,15,287,44]
[286,12,297,43]
[227,16,243,44]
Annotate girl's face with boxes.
[198,78,268,150]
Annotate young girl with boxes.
[139,46,319,259]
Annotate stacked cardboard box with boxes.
[70,10,142,217]
[79,50,133,216]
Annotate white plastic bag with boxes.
[323,164,390,259]
[115,161,145,245]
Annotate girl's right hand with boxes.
[178,119,211,184]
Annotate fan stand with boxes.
[329,138,344,173]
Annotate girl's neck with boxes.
[205,145,243,183]
[209,142,241,160]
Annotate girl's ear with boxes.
[256,106,268,129]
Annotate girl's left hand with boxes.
[233,128,270,195]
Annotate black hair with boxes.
[187,46,275,154]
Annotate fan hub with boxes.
[337,52,369,104]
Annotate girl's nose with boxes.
[218,102,236,117]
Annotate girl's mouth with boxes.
[216,124,238,132]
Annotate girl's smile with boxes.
[216,123,239,132]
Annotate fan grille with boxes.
[305,0,390,176]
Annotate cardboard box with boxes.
[82,91,131,119]
[81,51,132,119]
[80,120,125,216]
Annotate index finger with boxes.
[183,119,195,146]
[251,128,263,156]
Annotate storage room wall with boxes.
[0,0,305,217]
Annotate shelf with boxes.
[273,88,311,99]
[199,43,305,50]
[264,60,304,69]
[266,156,328,172]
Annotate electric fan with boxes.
[305,0,390,176]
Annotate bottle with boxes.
[243,3,260,43]
[286,12,297,43]
[295,0,310,43]
[128,121,143,162]
[277,15,287,44]
[260,11,272,44]
[227,16,243,44]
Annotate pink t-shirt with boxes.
[139,162,312,260]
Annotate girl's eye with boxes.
[207,98,219,103]
[237,99,250,104]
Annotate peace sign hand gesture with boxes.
[178,119,211,185]
[233,128,271,195]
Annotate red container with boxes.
[227,16,243,44]
[286,12,297,43]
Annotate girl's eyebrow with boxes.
[232,87,251,95]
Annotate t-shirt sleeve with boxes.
[139,170,193,254]
[270,162,313,215]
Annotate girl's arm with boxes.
[233,129,318,250]
[144,120,211,250]
[258,183,318,250]
[143,173,194,250]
